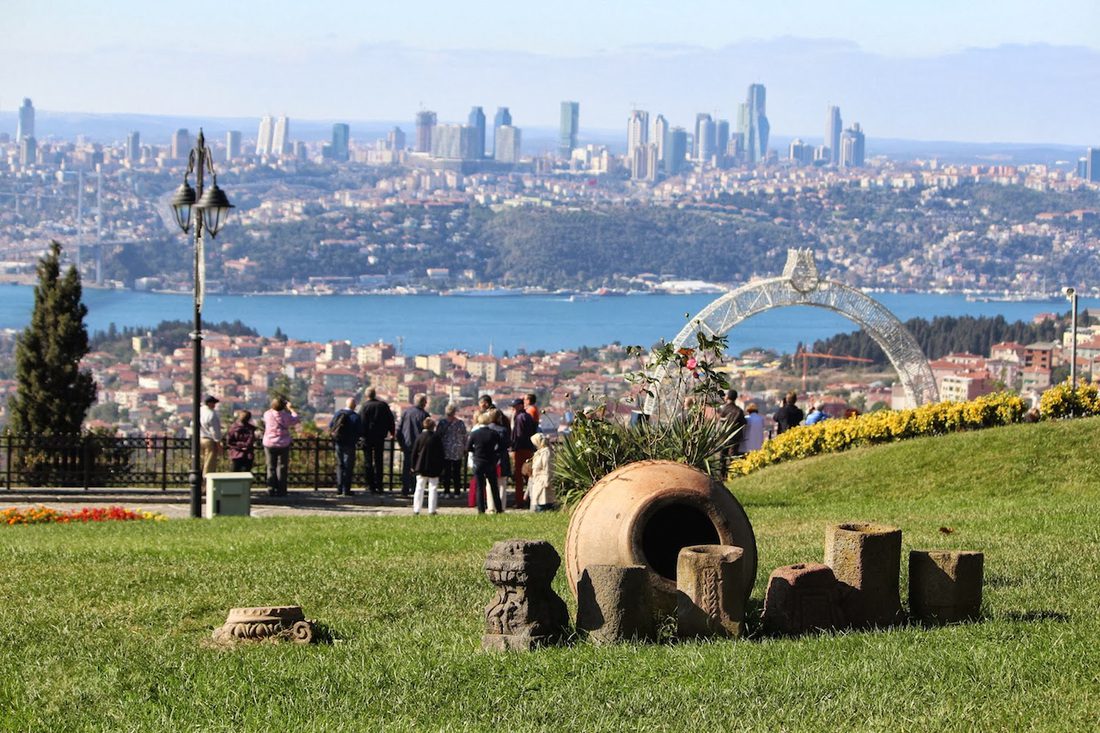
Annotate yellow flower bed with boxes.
[1039,381,1100,419]
[730,391,1028,477]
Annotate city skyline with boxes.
[5,2,1100,145]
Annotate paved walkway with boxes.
[0,490,491,518]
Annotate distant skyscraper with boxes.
[1087,147,1100,183]
[494,125,522,163]
[256,115,274,156]
[226,130,242,160]
[16,98,34,142]
[171,129,190,160]
[664,127,688,175]
[468,107,486,159]
[789,138,813,165]
[415,111,437,153]
[387,126,406,152]
[653,114,668,163]
[559,101,579,159]
[272,115,290,155]
[715,120,730,165]
[694,113,715,162]
[19,136,36,168]
[826,105,843,164]
[627,110,649,154]
[738,84,770,164]
[492,107,511,157]
[330,123,350,162]
[126,131,140,163]
[839,123,866,168]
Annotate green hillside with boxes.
[1,419,1098,731]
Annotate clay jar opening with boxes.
[637,500,721,581]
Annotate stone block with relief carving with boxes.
[675,545,746,638]
[482,539,570,651]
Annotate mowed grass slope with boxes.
[2,419,1099,732]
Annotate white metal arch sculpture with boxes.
[646,249,938,413]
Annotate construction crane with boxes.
[794,350,875,392]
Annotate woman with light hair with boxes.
[524,432,556,511]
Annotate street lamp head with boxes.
[1065,286,1076,298]
[170,181,197,233]
[196,182,234,237]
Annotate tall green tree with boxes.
[8,241,97,434]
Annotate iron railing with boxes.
[0,434,470,492]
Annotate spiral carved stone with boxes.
[212,606,316,644]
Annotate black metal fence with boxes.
[0,433,465,492]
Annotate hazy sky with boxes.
[5,0,1100,143]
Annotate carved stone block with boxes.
[483,539,570,651]
[576,564,657,644]
[762,563,846,635]
[211,606,315,644]
[909,550,984,624]
[825,522,903,628]
[675,545,745,638]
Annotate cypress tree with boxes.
[8,241,97,435]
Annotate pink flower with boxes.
[685,357,698,370]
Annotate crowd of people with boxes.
[198,388,557,514]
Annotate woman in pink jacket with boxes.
[262,397,300,497]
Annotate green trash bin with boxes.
[205,472,254,518]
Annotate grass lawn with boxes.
[2,418,1099,731]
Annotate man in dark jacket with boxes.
[397,393,430,495]
[510,398,538,508]
[773,391,805,434]
[358,388,395,494]
[717,389,747,456]
[329,397,362,496]
[467,412,504,513]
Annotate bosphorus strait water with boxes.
[0,287,1083,355]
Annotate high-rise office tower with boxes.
[387,127,406,152]
[826,105,842,164]
[737,84,770,164]
[19,136,36,168]
[653,114,668,164]
[272,115,290,155]
[559,101,579,158]
[715,120,730,165]
[126,131,140,163]
[415,111,437,153]
[1087,147,1100,183]
[171,129,191,160]
[494,124,522,163]
[226,130,242,160]
[492,107,511,158]
[627,110,649,154]
[789,138,813,165]
[664,127,688,175]
[331,123,350,162]
[256,115,274,156]
[644,143,659,182]
[468,107,486,159]
[839,123,865,168]
[17,98,34,142]
[694,113,715,162]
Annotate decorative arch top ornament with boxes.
[644,249,938,413]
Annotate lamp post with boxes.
[1065,287,1079,396]
[170,129,234,518]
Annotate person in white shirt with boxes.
[198,394,223,476]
